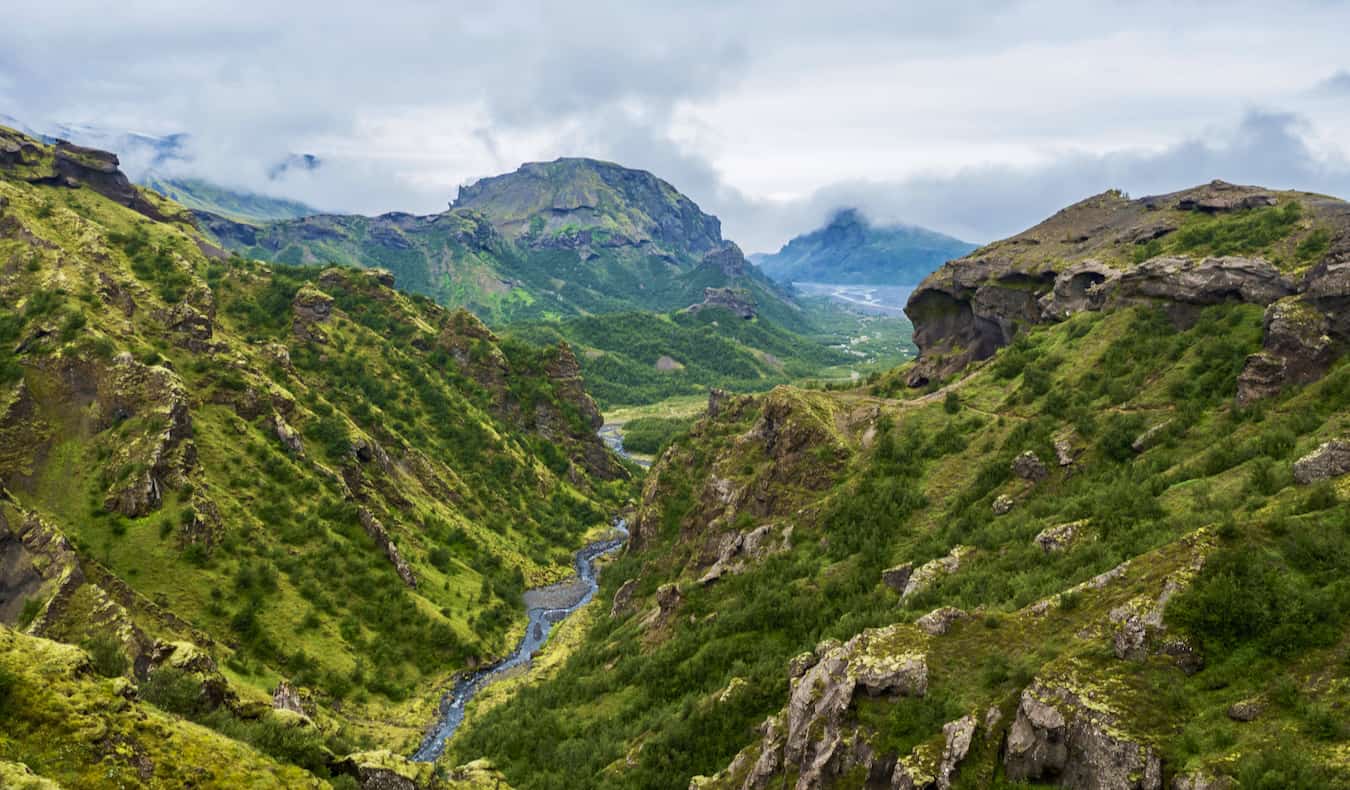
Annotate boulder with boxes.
[1292,440,1350,484]
[891,713,977,790]
[1226,697,1265,722]
[1034,520,1085,554]
[1054,436,1082,467]
[1012,451,1048,481]
[992,495,1015,515]
[689,286,757,320]
[335,750,435,790]
[291,285,334,343]
[915,607,967,636]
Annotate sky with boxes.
[4,0,1350,252]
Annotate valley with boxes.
[1,123,1348,790]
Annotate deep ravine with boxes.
[410,427,639,762]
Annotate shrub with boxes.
[141,667,211,717]
[943,390,961,414]
[17,597,42,628]
[0,664,16,714]
[82,635,129,678]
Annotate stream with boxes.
[411,521,628,761]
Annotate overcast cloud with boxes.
[4,1,1350,251]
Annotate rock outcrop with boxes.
[902,546,972,600]
[1012,451,1049,481]
[1035,520,1086,554]
[689,287,757,320]
[1292,440,1350,484]
[904,181,1348,387]
[1004,679,1163,790]
[735,625,930,789]
[357,508,417,588]
[291,285,335,343]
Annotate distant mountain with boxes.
[755,208,977,285]
[143,175,317,224]
[201,157,805,329]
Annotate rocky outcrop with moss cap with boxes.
[904,181,1350,386]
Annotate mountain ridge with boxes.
[755,208,977,286]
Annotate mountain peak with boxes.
[756,208,976,286]
[452,157,724,259]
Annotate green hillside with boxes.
[143,175,318,224]
[449,184,1350,789]
[0,125,629,786]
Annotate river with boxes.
[410,429,636,762]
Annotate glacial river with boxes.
[411,429,637,761]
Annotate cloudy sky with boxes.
[4,0,1350,251]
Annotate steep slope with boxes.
[507,307,852,408]
[450,184,1350,789]
[0,125,628,786]
[903,181,1350,389]
[143,175,318,224]
[755,209,976,286]
[201,158,805,330]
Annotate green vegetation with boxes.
[0,127,633,783]
[454,301,1350,788]
[143,176,317,224]
[616,416,693,455]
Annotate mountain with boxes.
[754,208,977,285]
[0,125,628,786]
[448,182,1350,788]
[199,158,806,330]
[143,175,318,224]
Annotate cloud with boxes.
[1315,70,1350,96]
[4,2,1350,250]
[724,110,1350,251]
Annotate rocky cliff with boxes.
[903,181,1350,397]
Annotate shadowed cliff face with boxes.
[903,181,1350,396]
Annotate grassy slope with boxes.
[143,175,318,224]
[452,300,1350,789]
[0,129,631,782]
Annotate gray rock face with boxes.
[699,524,780,585]
[1115,256,1295,307]
[690,286,757,320]
[780,628,928,788]
[1292,440,1350,484]
[1131,420,1172,454]
[291,285,335,343]
[1236,296,1337,406]
[1012,451,1049,481]
[357,508,417,588]
[882,563,914,594]
[1004,680,1163,790]
[1055,436,1082,467]
[610,578,637,618]
[272,679,305,714]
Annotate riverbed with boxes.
[410,521,629,762]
